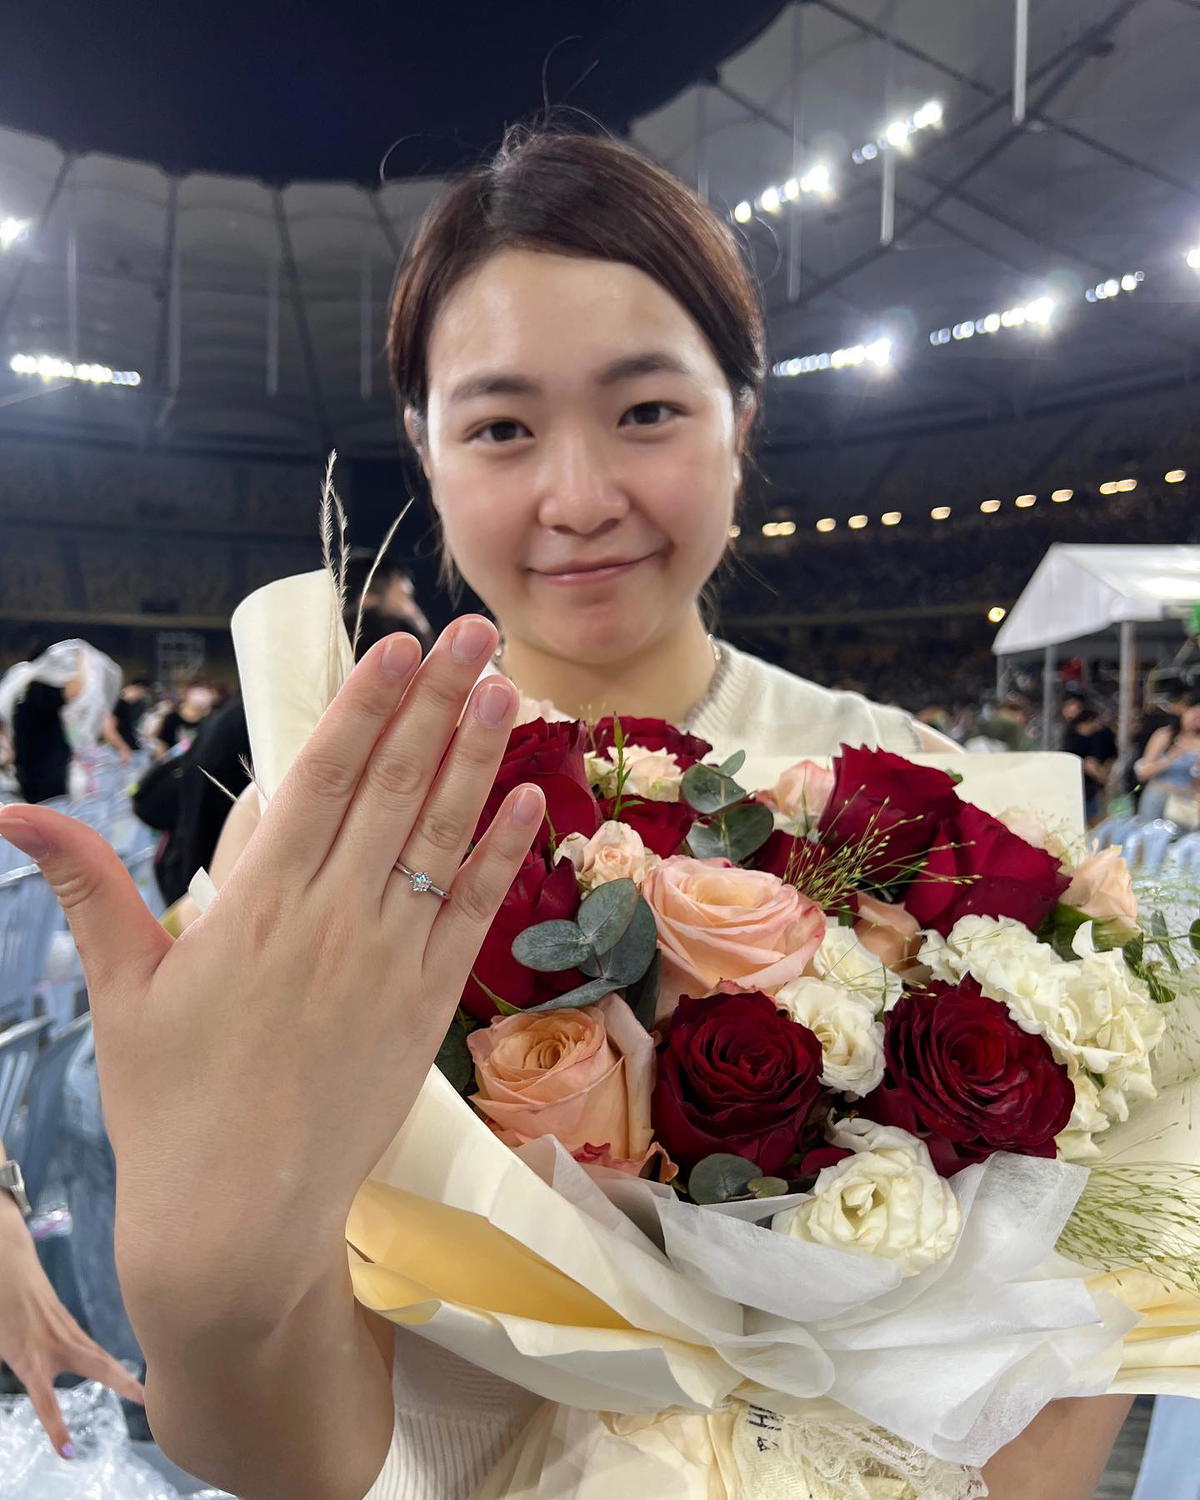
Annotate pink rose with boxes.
[556,820,658,891]
[853,893,925,977]
[1061,847,1140,940]
[467,996,665,1177]
[642,856,827,1004]
[759,759,836,824]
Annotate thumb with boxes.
[0,806,171,995]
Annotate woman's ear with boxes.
[732,394,758,491]
[403,406,433,486]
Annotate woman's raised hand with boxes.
[0,618,542,1304]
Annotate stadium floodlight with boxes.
[0,216,29,250]
[10,353,142,386]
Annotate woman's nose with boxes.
[534,432,629,536]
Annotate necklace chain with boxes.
[490,636,726,731]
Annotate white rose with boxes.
[621,746,684,802]
[814,923,902,1011]
[774,977,885,1097]
[556,821,659,892]
[772,1120,961,1276]
[1056,1073,1110,1162]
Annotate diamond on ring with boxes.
[410,870,433,894]
[395,861,450,899]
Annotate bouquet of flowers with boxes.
[224,569,1200,1500]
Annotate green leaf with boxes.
[687,802,775,864]
[469,971,521,1016]
[747,1176,789,1199]
[1190,919,1200,958]
[1146,968,1177,1007]
[434,1020,474,1093]
[524,977,616,1014]
[624,949,662,1032]
[1123,932,1145,975]
[717,750,746,779]
[681,763,746,815]
[511,920,592,972]
[577,879,640,954]
[1151,910,1181,973]
[688,1153,762,1205]
[601,897,658,987]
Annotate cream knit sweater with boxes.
[362,645,925,1500]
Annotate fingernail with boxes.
[60,1442,75,1460]
[381,635,417,680]
[512,787,544,826]
[475,680,515,728]
[0,817,50,860]
[451,617,495,664]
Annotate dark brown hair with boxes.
[387,126,765,426]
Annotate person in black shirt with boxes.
[12,680,72,804]
[112,681,151,753]
[1062,699,1118,824]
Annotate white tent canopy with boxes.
[993,545,1200,658]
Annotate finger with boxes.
[0,807,171,996]
[424,783,546,998]
[330,615,500,889]
[12,1363,73,1458]
[65,1335,145,1404]
[387,675,520,908]
[245,632,423,882]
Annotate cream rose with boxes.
[772,1120,961,1276]
[642,856,826,1000]
[557,821,659,891]
[773,976,885,1097]
[622,746,685,802]
[997,806,1073,862]
[813,922,903,1011]
[853,893,924,978]
[468,995,661,1176]
[1061,847,1140,941]
[760,759,835,825]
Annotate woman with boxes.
[0,130,1129,1500]
[1135,692,1200,825]
[0,640,123,804]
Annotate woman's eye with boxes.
[620,401,678,428]
[471,419,531,444]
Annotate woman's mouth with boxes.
[531,553,659,586]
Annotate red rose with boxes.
[750,832,858,911]
[904,801,1070,936]
[652,992,825,1175]
[601,795,695,858]
[460,851,585,1020]
[591,717,713,768]
[818,747,961,885]
[476,719,600,846]
[864,980,1074,1176]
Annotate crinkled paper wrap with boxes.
[226,569,1200,1496]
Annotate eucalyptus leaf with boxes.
[601,897,659,987]
[577,879,640,953]
[718,750,746,779]
[1191,919,1200,958]
[434,1021,474,1093]
[687,802,775,864]
[688,1153,762,1205]
[1151,910,1181,973]
[625,949,662,1032]
[511,920,592,972]
[681,763,746,816]
[747,1176,789,1199]
[524,977,617,1014]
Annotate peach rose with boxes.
[623,746,685,802]
[760,759,836,825]
[557,820,659,891]
[468,995,663,1176]
[1061,847,1140,941]
[642,856,826,1001]
[853,893,925,977]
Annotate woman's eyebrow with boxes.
[594,351,695,386]
[446,350,695,405]
[447,372,541,405]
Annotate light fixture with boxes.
[1116,478,1138,493]
[1051,488,1073,502]
[0,216,29,251]
[980,499,1002,514]
[987,607,1007,624]
[776,520,796,536]
[848,514,868,530]
[816,517,837,533]
[1015,494,1036,508]
[881,511,902,526]
[1186,247,1200,271]
[930,505,951,520]
[728,524,741,539]
[733,201,752,224]
[760,186,782,214]
[1099,481,1120,495]
[931,296,1055,349]
[1166,469,1187,484]
[773,336,891,378]
[9,353,142,387]
[852,99,943,163]
[799,164,832,196]
[1085,271,1144,303]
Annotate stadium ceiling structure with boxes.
[1,0,1198,459]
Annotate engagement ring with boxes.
[394,861,450,900]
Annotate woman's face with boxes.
[417,249,747,666]
[1180,704,1200,734]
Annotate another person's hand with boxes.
[0,620,541,1320]
[0,1191,144,1458]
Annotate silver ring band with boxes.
[394,861,451,900]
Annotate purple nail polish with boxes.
[60,1441,75,1460]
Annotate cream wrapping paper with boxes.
[220,570,1200,1497]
